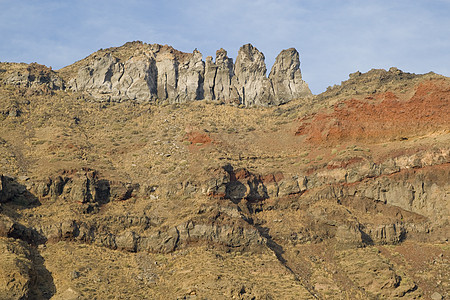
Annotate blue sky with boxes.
[1,0,449,94]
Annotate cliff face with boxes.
[62,41,311,106]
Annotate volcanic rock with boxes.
[62,41,312,105]
[269,48,311,103]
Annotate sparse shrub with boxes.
[31,140,46,145]
[300,151,309,158]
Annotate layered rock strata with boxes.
[63,42,311,106]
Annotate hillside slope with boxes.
[0,56,449,299]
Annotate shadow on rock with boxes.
[0,174,41,208]
[29,246,56,299]
[254,224,287,264]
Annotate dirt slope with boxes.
[0,63,449,299]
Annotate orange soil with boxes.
[295,80,450,144]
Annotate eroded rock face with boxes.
[204,49,234,101]
[34,169,139,213]
[64,42,312,106]
[0,238,33,300]
[5,63,64,90]
[176,49,205,102]
[269,48,311,102]
[232,44,274,106]
[69,53,158,102]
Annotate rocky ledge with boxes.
[59,41,311,106]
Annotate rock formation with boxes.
[204,48,234,101]
[269,48,311,102]
[0,45,448,299]
[3,62,64,91]
[62,41,311,106]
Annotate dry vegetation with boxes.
[0,63,449,299]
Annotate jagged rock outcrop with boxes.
[269,48,312,102]
[202,148,449,245]
[204,48,234,101]
[176,49,205,102]
[33,169,141,214]
[2,63,64,91]
[231,44,274,106]
[68,52,158,102]
[0,238,34,300]
[62,41,311,106]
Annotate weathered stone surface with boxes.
[232,44,274,106]
[5,63,64,90]
[269,48,311,103]
[33,169,140,207]
[277,177,301,197]
[178,220,264,248]
[0,238,33,300]
[63,42,311,106]
[204,56,217,101]
[115,230,138,252]
[155,53,179,101]
[68,53,121,98]
[431,292,443,300]
[176,49,204,102]
[338,248,420,298]
[138,227,179,253]
[351,169,450,225]
[365,223,405,245]
[0,174,7,203]
[114,55,157,102]
[68,53,158,102]
[204,49,234,101]
[335,224,364,248]
[0,175,20,203]
[214,49,234,101]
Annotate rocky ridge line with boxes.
[3,41,311,106]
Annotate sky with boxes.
[1,0,449,94]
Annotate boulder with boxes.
[115,230,138,252]
[277,177,301,197]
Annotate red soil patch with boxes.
[261,172,285,183]
[228,168,284,184]
[295,80,450,144]
[186,131,212,146]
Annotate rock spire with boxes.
[64,41,312,106]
